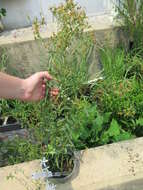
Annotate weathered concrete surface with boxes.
[1,138,143,190]
[0,160,45,190]
[0,14,115,45]
[0,14,124,79]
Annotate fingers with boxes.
[39,71,53,81]
[41,84,47,100]
[35,72,60,100]
[42,84,46,90]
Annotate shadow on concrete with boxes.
[100,178,143,190]
[55,151,83,190]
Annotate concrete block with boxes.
[1,138,143,190]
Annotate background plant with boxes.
[92,47,143,139]
[0,138,42,167]
[0,8,6,20]
[116,0,143,51]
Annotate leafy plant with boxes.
[68,100,111,148]
[0,8,6,20]
[46,0,94,98]
[0,138,42,166]
[67,99,133,148]
[101,119,133,144]
[93,47,143,137]
[116,0,143,50]
[33,0,94,172]
[99,47,126,81]
[125,53,143,80]
[0,0,95,172]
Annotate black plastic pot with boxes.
[129,41,134,51]
[49,158,79,184]
[0,116,21,133]
[42,153,79,184]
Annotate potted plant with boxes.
[38,0,94,183]
[0,8,6,32]
[29,0,94,182]
[41,153,79,184]
[38,99,79,183]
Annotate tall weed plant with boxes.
[30,0,94,172]
[47,0,94,97]
[99,47,126,81]
[116,0,143,50]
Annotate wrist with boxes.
[0,72,29,100]
[18,79,28,101]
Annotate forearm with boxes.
[0,72,25,100]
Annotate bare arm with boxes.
[0,72,26,100]
[0,71,55,101]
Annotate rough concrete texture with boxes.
[0,14,115,45]
[0,160,45,190]
[0,14,124,78]
[1,138,143,190]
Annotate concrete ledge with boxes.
[0,14,124,78]
[1,138,143,190]
[0,160,43,190]
[0,14,116,46]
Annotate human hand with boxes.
[22,71,59,101]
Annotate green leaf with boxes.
[100,132,110,144]
[103,112,112,123]
[80,131,89,140]
[107,119,121,137]
[136,118,143,126]
[115,131,133,141]
[92,113,103,134]
[95,113,103,126]
[71,130,80,142]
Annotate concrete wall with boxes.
[0,14,125,79]
[0,0,119,30]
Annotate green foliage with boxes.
[0,138,42,166]
[68,100,111,148]
[44,0,94,98]
[136,118,143,126]
[7,0,94,172]
[101,119,133,144]
[0,8,6,20]
[125,53,143,80]
[93,47,143,137]
[1,0,143,174]
[34,0,94,171]
[116,0,143,49]
[67,99,133,148]
[99,47,126,81]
